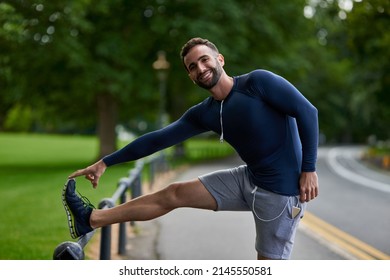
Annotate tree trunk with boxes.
[96,93,117,159]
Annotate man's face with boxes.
[183,45,224,90]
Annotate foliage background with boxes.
[1,0,389,158]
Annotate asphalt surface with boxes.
[124,154,350,260]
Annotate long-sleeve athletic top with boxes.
[103,70,319,196]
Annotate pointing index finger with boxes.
[68,169,87,179]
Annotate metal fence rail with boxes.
[53,153,168,260]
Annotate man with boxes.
[63,37,319,260]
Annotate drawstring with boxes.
[219,100,224,143]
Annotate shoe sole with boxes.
[62,181,79,239]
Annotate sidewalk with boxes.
[124,155,348,260]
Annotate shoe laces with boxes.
[77,191,96,209]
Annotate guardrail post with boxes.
[132,174,142,199]
[130,174,142,227]
[98,198,115,260]
[118,186,128,255]
[149,160,155,187]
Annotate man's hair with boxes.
[180,37,219,69]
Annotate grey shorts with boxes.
[198,165,306,259]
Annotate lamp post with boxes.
[152,51,170,128]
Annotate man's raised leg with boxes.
[90,178,217,228]
[61,177,218,239]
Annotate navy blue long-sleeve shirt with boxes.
[103,70,318,195]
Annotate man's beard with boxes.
[195,63,223,90]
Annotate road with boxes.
[306,146,390,259]
[126,146,390,260]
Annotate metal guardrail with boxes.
[53,153,168,260]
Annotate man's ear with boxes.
[217,53,225,67]
[188,74,197,84]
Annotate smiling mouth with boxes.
[199,70,212,82]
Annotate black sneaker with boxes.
[62,179,95,239]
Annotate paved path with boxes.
[125,155,347,260]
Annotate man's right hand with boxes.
[68,160,107,188]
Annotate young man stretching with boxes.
[63,37,319,260]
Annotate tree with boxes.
[0,2,28,128]
[346,0,390,140]
[2,0,325,157]
[304,0,390,142]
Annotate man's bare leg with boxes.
[90,178,217,229]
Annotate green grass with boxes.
[0,133,133,260]
[367,146,390,156]
[364,145,390,172]
[174,137,236,166]
[0,133,236,260]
